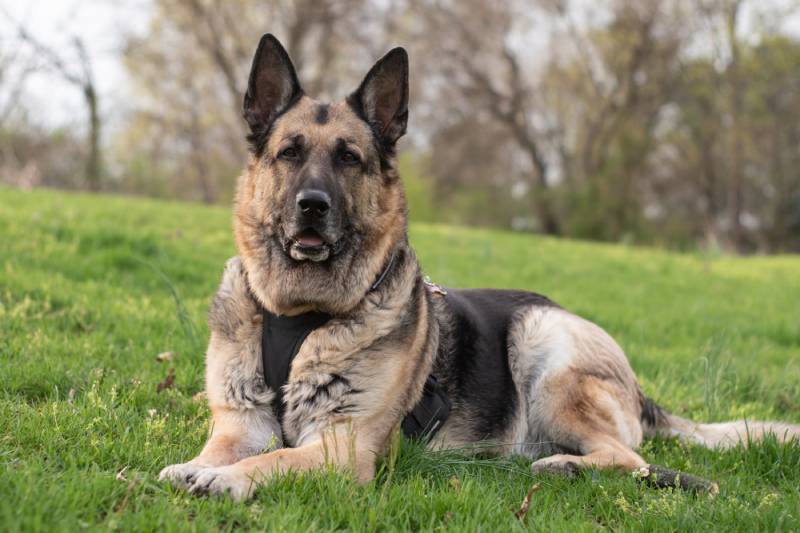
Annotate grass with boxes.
[1,186,799,532]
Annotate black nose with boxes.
[296,189,331,218]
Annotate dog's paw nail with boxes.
[187,480,207,495]
[188,469,219,496]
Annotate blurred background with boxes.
[1,0,799,253]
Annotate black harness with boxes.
[261,257,450,442]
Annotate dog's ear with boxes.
[243,34,303,138]
[348,47,408,146]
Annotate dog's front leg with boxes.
[159,399,281,488]
[160,256,281,487]
[187,423,379,501]
[159,329,282,488]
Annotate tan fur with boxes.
[160,250,436,500]
[161,106,430,496]
[160,72,424,497]
[160,41,799,500]
[495,305,797,475]
[234,97,406,317]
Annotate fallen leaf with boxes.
[514,483,541,521]
[156,351,174,362]
[156,368,176,392]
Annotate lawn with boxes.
[1,186,799,532]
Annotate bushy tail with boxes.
[640,395,800,449]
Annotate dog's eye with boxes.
[279,147,299,160]
[339,151,359,165]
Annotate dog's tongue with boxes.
[296,230,324,247]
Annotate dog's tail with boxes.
[639,393,800,448]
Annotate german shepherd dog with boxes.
[160,34,800,500]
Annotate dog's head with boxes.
[234,34,409,315]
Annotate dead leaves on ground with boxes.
[156,368,175,392]
[156,351,174,362]
[155,352,176,392]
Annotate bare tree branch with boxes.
[2,9,103,190]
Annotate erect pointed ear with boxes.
[243,34,303,142]
[348,47,409,146]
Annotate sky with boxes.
[0,0,150,129]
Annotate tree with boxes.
[4,15,103,191]
[407,0,564,234]
[407,0,688,239]
[543,0,688,241]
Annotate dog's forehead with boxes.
[268,97,373,150]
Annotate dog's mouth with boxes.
[283,228,344,262]
[294,228,325,248]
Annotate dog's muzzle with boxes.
[283,229,345,262]
[279,189,346,262]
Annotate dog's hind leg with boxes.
[506,306,649,475]
[527,374,726,494]
[529,370,648,476]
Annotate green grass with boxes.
[1,186,799,532]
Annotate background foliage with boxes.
[2,0,800,252]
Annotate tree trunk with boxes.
[509,123,561,236]
[725,2,746,251]
[701,139,721,249]
[84,84,101,191]
[535,196,561,236]
[189,109,216,204]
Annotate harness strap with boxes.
[259,253,450,442]
[400,375,451,440]
[262,309,331,420]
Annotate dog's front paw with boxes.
[159,462,210,488]
[187,465,256,501]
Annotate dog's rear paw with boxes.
[159,462,210,488]
[531,455,581,477]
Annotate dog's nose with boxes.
[296,189,331,218]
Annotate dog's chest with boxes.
[258,278,452,447]
[260,309,364,446]
[281,371,363,446]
